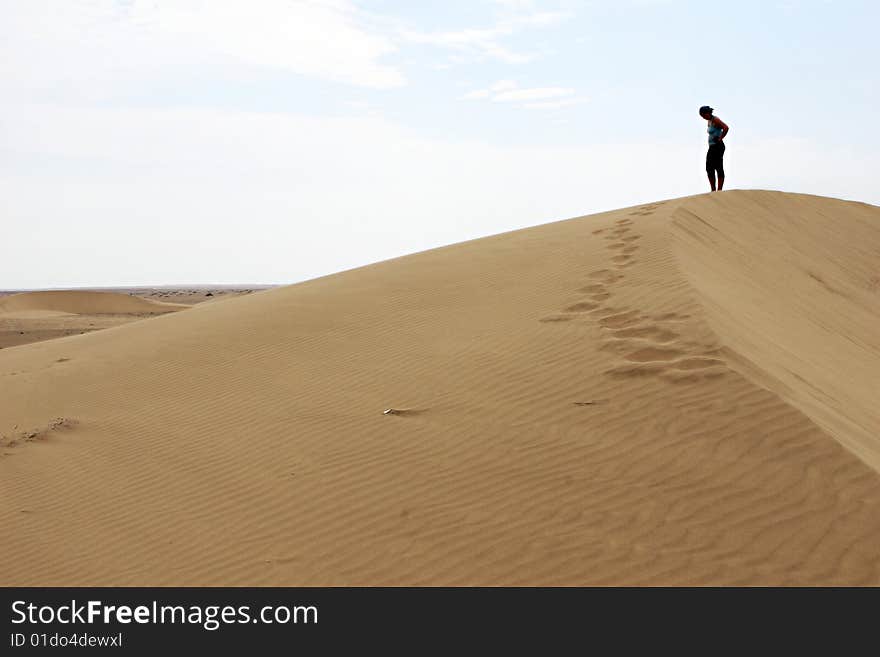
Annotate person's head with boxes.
[699,105,713,119]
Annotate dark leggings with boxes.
[706,142,725,178]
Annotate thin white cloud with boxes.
[461,80,512,99]
[462,89,492,100]
[402,6,569,65]
[511,12,571,27]
[490,80,519,92]
[493,87,575,102]
[462,80,586,109]
[524,98,590,110]
[405,26,533,64]
[489,0,536,7]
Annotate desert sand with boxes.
[1,190,878,585]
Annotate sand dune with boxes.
[0,290,189,316]
[0,290,191,349]
[1,190,879,585]
[0,288,262,349]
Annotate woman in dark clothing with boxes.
[699,105,729,191]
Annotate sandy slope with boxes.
[672,193,880,473]
[1,190,878,585]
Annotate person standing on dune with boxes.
[700,105,729,191]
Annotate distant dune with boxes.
[1,190,878,585]
[0,290,189,317]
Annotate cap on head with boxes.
[699,105,713,116]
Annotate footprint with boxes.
[578,284,607,294]
[611,255,632,264]
[653,312,691,321]
[630,205,660,216]
[605,362,666,378]
[565,301,600,312]
[598,310,642,329]
[611,326,678,342]
[671,357,725,370]
[592,228,607,235]
[589,270,624,284]
[622,235,641,243]
[593,306,626,316]
[607,242,627,250]
[660,369,727,384]
[624,347,682,362]
[622,246,639,254]
[590,293,611,302]
[598,339,630,355]
[539,315,576,323]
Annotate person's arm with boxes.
[713,117,729,141]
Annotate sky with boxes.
[2,0,878,288]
